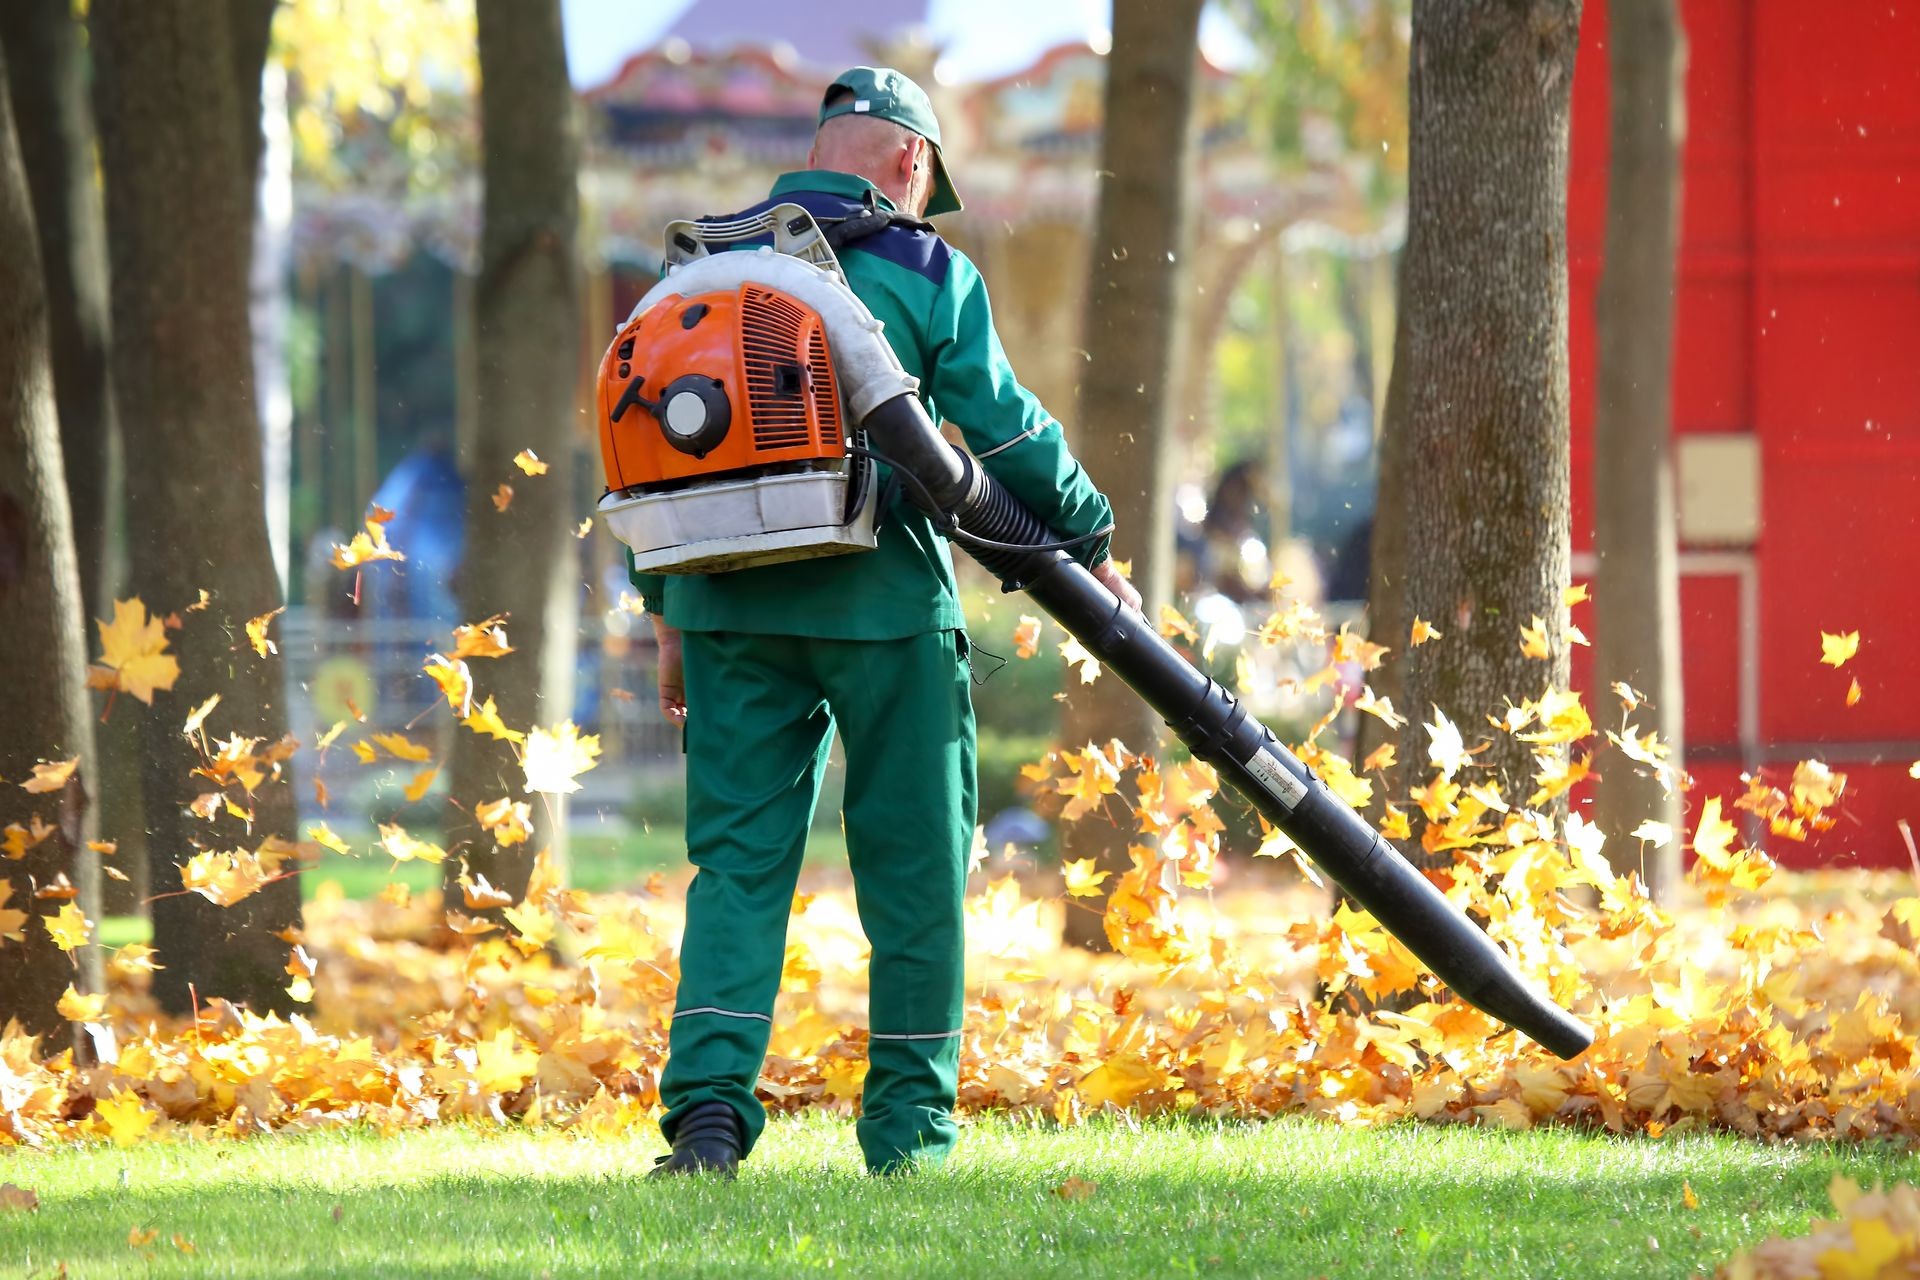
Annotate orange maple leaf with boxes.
[245,606,285,657]
[94,597,182,704]
[21,758,79,795]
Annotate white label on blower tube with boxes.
[1243,747,1309,811]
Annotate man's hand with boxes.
[1092,558,1142,613]
[652,617,687,726]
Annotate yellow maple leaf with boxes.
[472,1028,539,1093]
[57,985,105,1021]
[307,822,352,856]
[378,823,445,864]
[3,814,56,860]
[1410,617,1441,646]
[43,900,90,951]
[329,512,406,569]
[404,766,439,804]
[245,606,285,657]
[513,448,549,476]
[95,1089,156,1147]
[1354,687,1407,730]
[459,873,514,910]
[1691,795,1739,863]
[21,758,79,794]
[1061,857,1111,899]
[575,518,593,539]
[1157,605,1198,645]
[1362,742,1397,774]
[1059,637,1101,685]
[1631,820,1674,848]
[502,901,555,950]
[181,693,221,739]
[0,882,27,941]
[1820,629,1860,668]
[1056,744,1121,823]
[476,796,533,847]
[422,655,472,715]
[1519,616,1552,660]
[371,732,433,762]
[463,696,525,743]
[1426,707,1469,781]
[522,721,602,795]
[452,615,514,660]
[94,598,181,704]
[181,849,272,907]
[1012,615,1042,659]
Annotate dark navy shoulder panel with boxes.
[711,188,954,288]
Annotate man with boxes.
[634,66,1140,1178]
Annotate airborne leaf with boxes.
[245,606,285,657]
[94,597,182,704]
[522,721,602,795]
[1819,629,1860,667]
[21,758,79,794]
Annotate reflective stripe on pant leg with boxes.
[660,630,831,1155]
[818,628,975,1172]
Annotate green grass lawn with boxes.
[1,1114,1903,1278]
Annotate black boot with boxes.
[648,1101,744,1179]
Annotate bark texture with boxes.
[0,44,98,1042]
[0,0,119,938]
[93,0,301,1016]
[447,0,582,906]
[1365,0,1583,843]
[1059,0,1204,949]
[0,0,117,622]
[1591,0,1686,896]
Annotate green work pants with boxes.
[658,628,977,1172]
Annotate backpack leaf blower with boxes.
[595,206,1594,1061]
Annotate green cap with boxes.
[818,66,963,217]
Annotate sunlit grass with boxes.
[3,1114,1901,1278]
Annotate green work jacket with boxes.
[625,169,1114,640]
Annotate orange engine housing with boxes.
[597,283,845,493]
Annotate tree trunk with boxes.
[1592,0,1686,897]
[0,0,118,935]
[1365,0,1583,845]
[446,0,582,907]
[0,0,117,623]
[92,0,301,1017]
[0,43,98,1043]
[1059,0,1204,950]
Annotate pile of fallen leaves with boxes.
[1719,1176,1920,1278]
[5,573,1917,1168]
[4,754,1919,1152]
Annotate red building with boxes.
[1568,0,1920,866]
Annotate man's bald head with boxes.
[808,90,935,217]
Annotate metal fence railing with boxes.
[278,607,683,825]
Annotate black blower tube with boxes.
[860,394,1594,1060]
